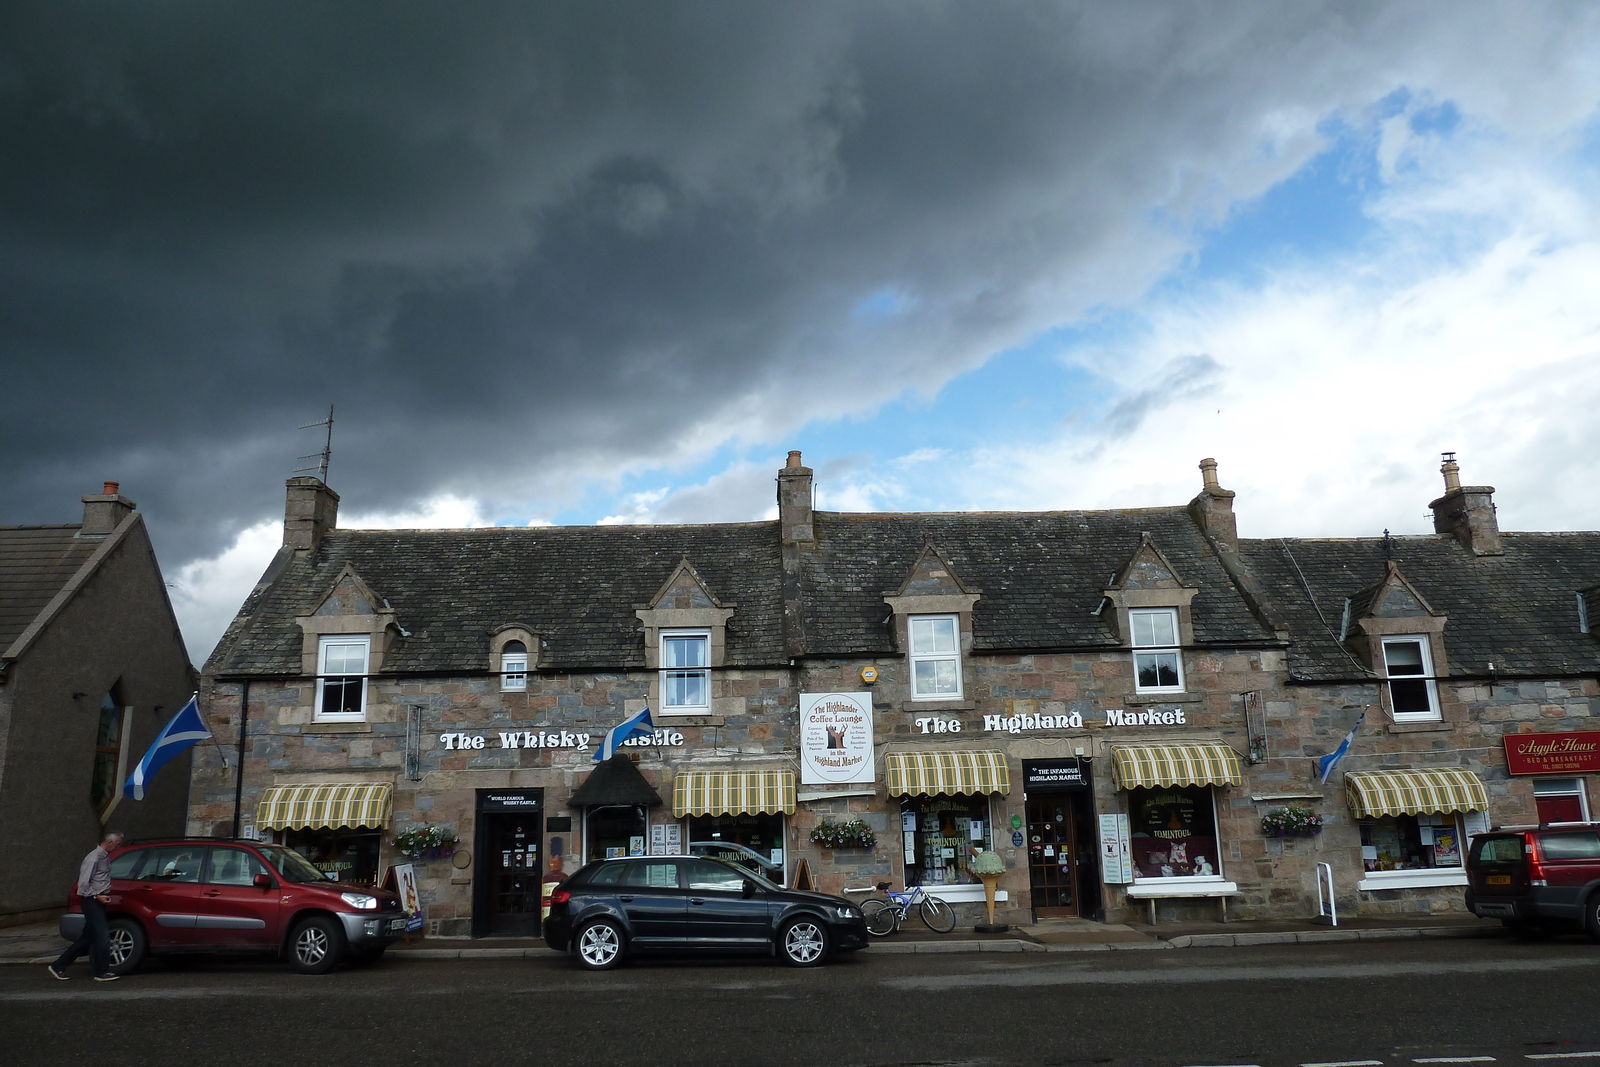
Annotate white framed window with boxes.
[500,640,528,691]
[1130,608,1183,693]
[1534,778,1591,825]
[1381,636,1440,722]
[660,630,710,713]
[316,635,369,721]
[909,614,962,700]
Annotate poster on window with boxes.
[388,863,424,932]
[1128,787,1220,879]
[799,692,875,785]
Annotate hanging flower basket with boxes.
[393,824,460,858]
[1260,806,1322,838]
[810,818,876,850]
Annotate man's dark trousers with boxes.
[54,896,109,975]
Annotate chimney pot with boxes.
[1187,459,1237,552]
[1440,453,1461,493]
[786,450,803,469]
[1198,458,1220,491]
[103,481,119,496]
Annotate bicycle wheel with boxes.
[867,903,900,936]
[859,898,889,929]
[919,895,957,933]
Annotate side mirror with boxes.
[742,878,758,899]
[253,873,272,889]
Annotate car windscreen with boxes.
[256,845,335,883]
[1471,836,1524,864]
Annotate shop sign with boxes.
[1103,708,1187,726]
[984,711,1086,733]
[1023,758,1088,792]
[481,791,541,811]
[800,692,875,785]
[1503,731,1600,776]
[438,729,686,752]
[1098,813,1133,884]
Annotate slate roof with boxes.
[209,505,1279,677]
[1239,533,1600,681]
[0,525,98,654]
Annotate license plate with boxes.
[387,918,408,932]
[1486,875,1511,885]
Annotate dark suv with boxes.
[1465,823,1600,939]
[545,855,869,969]
[60,838,407,974]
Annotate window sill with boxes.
[1386,720,1451,734]
[1357,869,1467,891]
[305,722,371,734]
[1125,877,1238,898]
[911,884,1008,904]
[902,699,976,712]
[1125,692,1204,705]
[655,713,724,726]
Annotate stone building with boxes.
[188,458,1599,933]
[0,484,196,925]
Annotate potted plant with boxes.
[970,849,1008,932]
[393,824,460,859]
[1260,806,1323,838]
[809,818,876,850]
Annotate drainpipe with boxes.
[231,679,250,838]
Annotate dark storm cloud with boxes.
[2,2,1588,565]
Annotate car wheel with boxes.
[106,918,147,976]
[779,917,828,967]
[574,920,625,970]
[288,915,346,975]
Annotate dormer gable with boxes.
[295,564,403,675]
[643,558,729,612]
[1100,532,1199,645]
[892,543,976,598]
[1341,561,1449,676]
[881,543,981,664]
[635,558,735,674]
[312,565,384,617]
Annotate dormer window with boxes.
[1130,608,1183,693]
[317,635,369,721]
[500,641,528,691]
[909,614,963,699]
[661,630,710,712]
[1382,636,1440,722]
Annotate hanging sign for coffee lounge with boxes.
[1503,731,1600,775]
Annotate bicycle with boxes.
[848,881,957,936]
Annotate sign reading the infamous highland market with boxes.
[1503,731,1600,776]
[800,692,875,785]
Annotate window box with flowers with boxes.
[810,819,876,850]
[393,824,460,859]
[1260,806,1322,838]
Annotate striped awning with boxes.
[256,783,394,831]
[673,770,796,817]
[884,751,1011,798]
[1344,769,1489,819]
[1111,743,1244,790]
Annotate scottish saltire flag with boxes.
[1317,710,1366,784]
[124,695,211,800]
[593,706,655,762]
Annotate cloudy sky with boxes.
[5,2,1600,663]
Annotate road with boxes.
[3,938,1598,1067]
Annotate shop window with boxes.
[909,614,962,699]
[1534,778,1590,824]
[1360,813,1464,872]
[283,827,381,884]
[89,690,124,809]
[585,804,648,862]
[901,796,992,886]
[1128,786,1222,880]
[1381,636,1440,722]
[687,813,785,881]
[500,640,528,691]
[660,630,710,713]
[316,635,370,721]
[1130,609,1184,693]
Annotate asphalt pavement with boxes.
[3,936,1597,1067]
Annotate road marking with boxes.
[1180,1063,1261,1067]
[1302,1060,1385,1066]
[1526,1056,1600,1061]
[1414,1059,1497,1063]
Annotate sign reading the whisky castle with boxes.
[1503,731,1600,776]
[800,692,875,785]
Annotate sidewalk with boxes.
[0,912,1508,964]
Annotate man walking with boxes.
[48,832,124,981]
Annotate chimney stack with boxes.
[1188,457,1237,553]
[283,477,340,552]
[777,450,814,544]
[1429,453,1502,556]
[81,482,135,536]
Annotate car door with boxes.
[617,860,687,946]
[196,847,283,947]
[126,845,207,947]
[680,859,771,946]
[1536,830,1600,919]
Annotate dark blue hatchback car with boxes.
[544,856,869,969]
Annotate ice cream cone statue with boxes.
[969,848,1007,931]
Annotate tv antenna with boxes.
[294,405,335,483]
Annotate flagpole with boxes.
[231,680,249,839]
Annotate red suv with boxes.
[59,838,407,974]
[1465,823,1600,939]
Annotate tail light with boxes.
[1526,839,1549,887]
[550,888,571,906]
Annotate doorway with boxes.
[473,789,543,938]
[1022,758,1101,921]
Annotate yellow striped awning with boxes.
[1344,769,1488,819]
[884,751,1011,798]
[673,770,796,817]
[256,783,394,831]
[1111,743,1244,790]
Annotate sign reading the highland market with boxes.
[1503,731,1600,776]
[800,692,875,785]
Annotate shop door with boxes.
[482,814,543,936]
[1026,796,1079,918]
